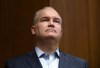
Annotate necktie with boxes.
[43,53,49,60]
[40,52,59,64]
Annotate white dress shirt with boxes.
[35,47,60,68]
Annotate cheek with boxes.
[37,23,47,32]
[56,25,62,33]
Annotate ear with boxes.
[61,28,63,33]
[31,26,36,35]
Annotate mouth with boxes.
[45,29,57,33]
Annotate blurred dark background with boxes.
[0,0,100,68]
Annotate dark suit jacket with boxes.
[5,49,88,68]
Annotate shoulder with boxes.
[61,51,86,62]
[5,52,33,68]
[60,52,88,68]
[7,52,32,61]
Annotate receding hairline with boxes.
[33,6,62,25]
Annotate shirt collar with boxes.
[35,47,60,58]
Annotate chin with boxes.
[45,35,56,39]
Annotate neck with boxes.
[36,38,59,53]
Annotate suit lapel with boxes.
[25,50,76,68]
[59,52,70,68]
[26,50,42,68]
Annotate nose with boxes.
[50,19,54,24]
[48,19,54,27]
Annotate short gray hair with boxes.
[33,6,62,25]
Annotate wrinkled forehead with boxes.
[38,8,62,20]
[33,7,62,25]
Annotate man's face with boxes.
[32,8,62,40]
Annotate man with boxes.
[5,6,88,68]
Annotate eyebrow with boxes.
[54,17,62,23]
[40,16,62,23]
[40,17,49,19]
[54,17,60,20]
[40,16,61,20]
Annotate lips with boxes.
[45,29,57,33]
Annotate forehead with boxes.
[38,8,61,19]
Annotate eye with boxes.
[53,18,61,24]
[40,17,49,22]
[54,20,60,23]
